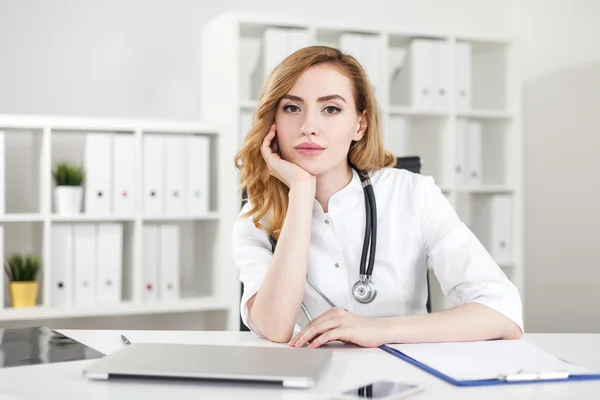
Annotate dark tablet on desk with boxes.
[0,326,104,368]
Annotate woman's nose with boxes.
[300,112,320,136]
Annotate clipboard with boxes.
[379,344,600,387]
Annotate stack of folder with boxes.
[391,39,472,111]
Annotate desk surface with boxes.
[0,330,599,399]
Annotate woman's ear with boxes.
[353,111,368,140]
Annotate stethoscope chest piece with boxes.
[352,275,377,304]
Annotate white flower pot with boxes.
[54,186,83,215]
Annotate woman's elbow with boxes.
[251,313,294,343]
[256,323,294,343]
[503,322,524,340]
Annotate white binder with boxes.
[340,33,364,63]
[362,35,381,98]
[490,195,512,264]
[143,135,165,216]
[432,41,450,110]
[164,136,187,216]
[50,224,73,307]
[159,225,180,302]
[0,226,4,309]
[287,29,309,54]
[112,135,136,216]
[401,39,434,110]
[472,195,513,265]
[84,133,113,215]
[467,120,482,187]
[73,224,96,307]
[263,28,291,78]
[0,131,5,214]
[341,34,380,97]
[142,225,159,302]
[454,119,468,187]
[186,136,210,215]
[95,223,123,305]
[455,42,472,111]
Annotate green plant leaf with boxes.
[6,253,41,282]
[53,161,85,186]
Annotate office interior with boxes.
[0,0,598,338]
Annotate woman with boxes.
[232,45,523,349]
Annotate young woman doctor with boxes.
[232,46,523,349]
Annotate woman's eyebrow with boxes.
[317,94,346,103]
[281,94,347,103]
[281,94,303,102]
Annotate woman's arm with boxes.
[248,183,315,343]
[288,302,522,349]
[246,126,321,343]
[382,302,523,344]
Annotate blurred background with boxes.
[0,0,598,334]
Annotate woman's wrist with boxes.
[376,316,408,345]
[289,178,316,199]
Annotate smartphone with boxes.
[334,380,424,399]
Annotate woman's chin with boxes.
[292,161,325,176]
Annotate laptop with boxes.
[82,342,333,388]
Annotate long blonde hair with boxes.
[234,45,396,241]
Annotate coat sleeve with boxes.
[414,175,524,332]
[231,203,273,337]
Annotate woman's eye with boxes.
[283,104,301,113]
[324,106,341,114]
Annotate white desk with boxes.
[1,330,599,399]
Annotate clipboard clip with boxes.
[498,369,570,382]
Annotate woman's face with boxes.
[274,65,366,176]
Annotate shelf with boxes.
[456,110,513,119]
[47,213,221,222]
[240,99,258,110]
[0,296,229,322]
[498,262,515,269]
[459,185,514,194]
[388,106,449,118]
[0,213,44,222]
[51,214,136,222]
[0,114,219,135]
[143,212,219,221]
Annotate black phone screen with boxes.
[340,380,420,399]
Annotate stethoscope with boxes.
[269,164,378,313]
[351,164,378,304]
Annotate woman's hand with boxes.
[261,124,315,190]
[288,307,390,348]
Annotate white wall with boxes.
[512,0,600,333]
[0,0,511,119]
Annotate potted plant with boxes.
[4,254,41,308]
[53,161,85,215]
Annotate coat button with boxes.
[334,263,340,268]
[325,219,330,224]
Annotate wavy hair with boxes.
[234,45,396,241]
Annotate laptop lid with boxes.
[83,342,333,388]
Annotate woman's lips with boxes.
[295,144,325,157]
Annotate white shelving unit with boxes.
[201,12,523,315]
[0,114,241,331]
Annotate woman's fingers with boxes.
[289,308,346,346]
